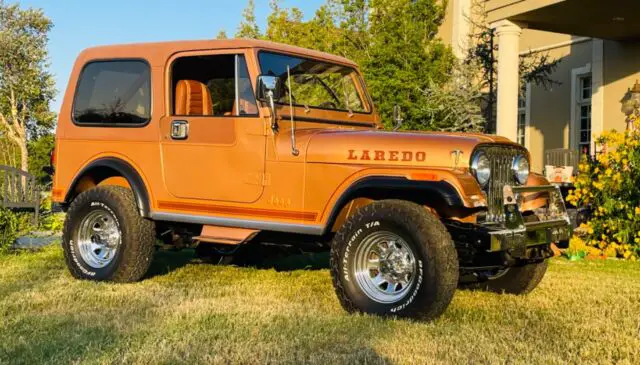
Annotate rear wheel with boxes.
[467,261,548,294]
[62,186,156,282]
[330,200,458,320]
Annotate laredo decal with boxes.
[348,149,426,162]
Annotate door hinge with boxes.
[261,173,271,186]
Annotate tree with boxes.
[466,0,560,132]
[0,1,55,173]
[362,0,455,129]
[256,0,457,130]
[236,0,261,39]
[216,29,228,40]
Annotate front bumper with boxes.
[447,185,571,259]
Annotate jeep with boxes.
[51,39,570,320]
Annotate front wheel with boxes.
[330,200,459,320]
[62,186,156,282]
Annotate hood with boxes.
[305,129,520,168]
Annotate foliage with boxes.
[0,1,56,172]
[465,1,560,131]
[27,133,54,185]
[38,193,64,233]
[0,207,33,252]
[215,29,228,40]
[0,207,19,252]
[236,0,261,39]
[417,58,486,132]
[567,118,640,260]
[235,0,462,131]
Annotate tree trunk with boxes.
[18,138,28,173]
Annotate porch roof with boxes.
[486,0,640,40]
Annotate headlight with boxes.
[512,154,530,185]
[471,152,491,187]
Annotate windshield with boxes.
[258,52,370,113]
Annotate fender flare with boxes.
[64,157,151,217]
[322,176,466,234]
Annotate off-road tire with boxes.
[330,200,459,320]
[62,186,156,282]
[469,261,548,295]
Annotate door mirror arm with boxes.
[257,75,281,133]
[267,90,279,133]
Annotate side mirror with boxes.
[256,75,281,102]
[256,75,281,132]
[393,104,404,131]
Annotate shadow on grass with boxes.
[1,316,119,365]
[145,247,331,280]
[144,248,196,279]
[254,250,330,271]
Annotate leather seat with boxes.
[175,80,213,115]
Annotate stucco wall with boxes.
[526,40,593,173]
[520,29,572,52]
[603,40,640,133]
[438,0,455,46]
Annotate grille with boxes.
[481,145,524,223]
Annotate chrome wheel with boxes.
[353,231,417,304]
[77,209,121,269]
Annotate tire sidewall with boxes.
[64,196,126,280]
[337,214,430,316]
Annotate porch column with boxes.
[492,20,522,141]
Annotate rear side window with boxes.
[73,60,151,126]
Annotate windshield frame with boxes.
[256,50,373,115]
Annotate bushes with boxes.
[567,126,640,260]
[0,208,33,252]
[0,194,64,253]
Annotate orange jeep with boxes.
[52,39,570,320]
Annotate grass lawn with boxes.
[1,245,640,364]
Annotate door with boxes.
[160,51,266,203]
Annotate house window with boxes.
[517,90,527,146]
[577,75,592,155]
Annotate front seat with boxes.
[175,80,213,115]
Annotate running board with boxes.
[194,225,260,245]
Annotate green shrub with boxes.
[567,125,640,260]
[0,208,33,252]
[38,194,64,233]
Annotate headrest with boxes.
[175,80,213,115]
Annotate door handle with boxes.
[171,120,189,140]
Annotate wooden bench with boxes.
[0,165,40,225]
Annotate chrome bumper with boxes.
[486,185,571,253]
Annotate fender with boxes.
[322,176,467,235]
[64,157,151,217]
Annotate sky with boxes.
[18,0,326,113]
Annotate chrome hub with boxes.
[77,209,121,269]
[353,231,417,304]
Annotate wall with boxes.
[525,39,593,173]
[603,40,640,133]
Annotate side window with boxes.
[171,54,258,117]
[73,60,151,126]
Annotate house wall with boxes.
[524,39,593,172]
[439,0,455,48]
[439,1,639,173]
[603,41,640,133]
